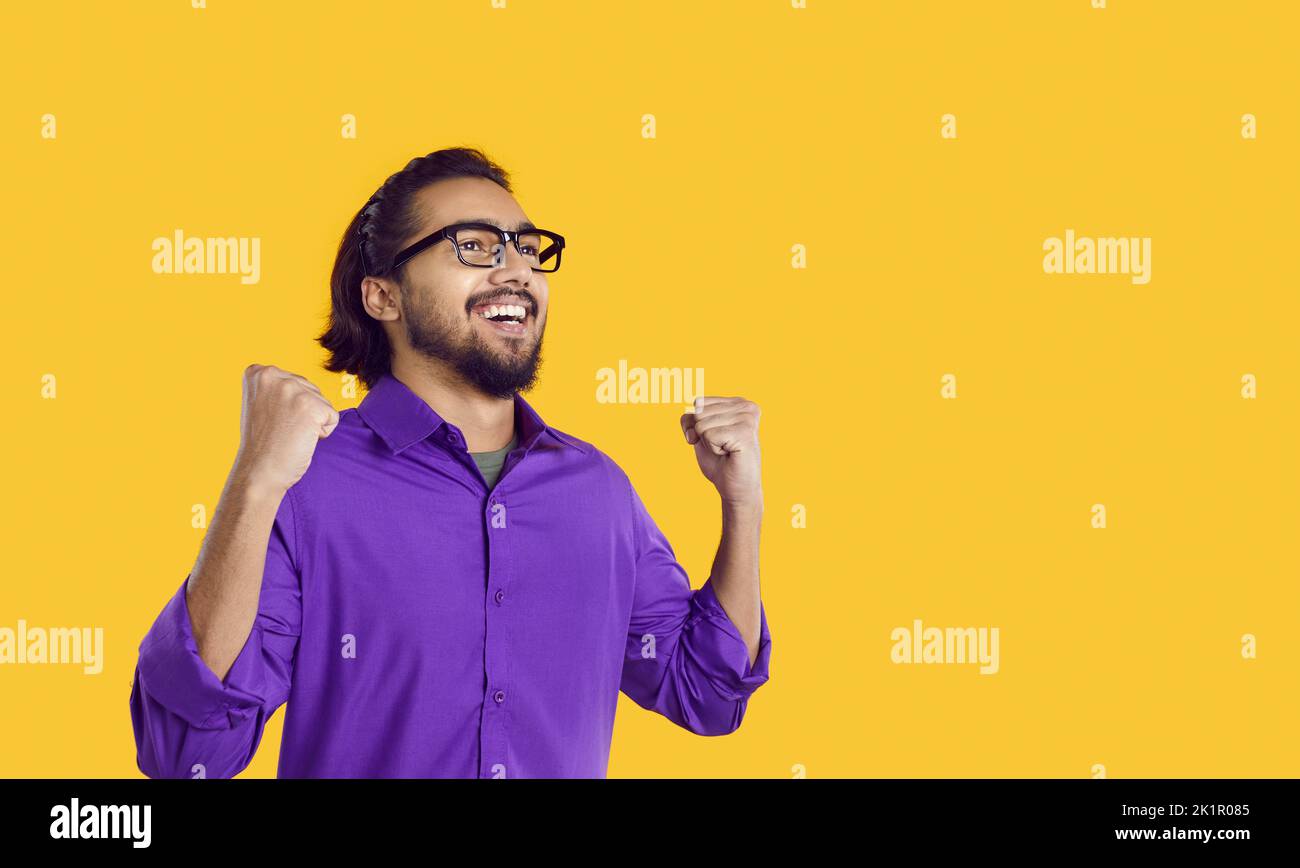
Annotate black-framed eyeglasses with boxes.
[380,222,565,275]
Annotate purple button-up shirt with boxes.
[130,372,772,778]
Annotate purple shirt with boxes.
[130,372,772,778]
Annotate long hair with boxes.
[318,146,512,391]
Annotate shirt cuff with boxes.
[689,577,772,700]
[134,575,273,730]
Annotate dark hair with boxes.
[318,146,513,391]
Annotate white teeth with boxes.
[479,303,526,322]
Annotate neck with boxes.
[390,356,516,452]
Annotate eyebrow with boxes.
[457,217,539,233]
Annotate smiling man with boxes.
[129,147,772,778]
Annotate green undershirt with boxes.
[470,431,518,491]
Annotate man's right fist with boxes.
[233,364,340,497]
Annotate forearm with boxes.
[706,495,763,667]
[185,466,286,682]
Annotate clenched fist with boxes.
[680,396,762,508]
[232,364,339,497]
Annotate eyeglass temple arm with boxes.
[535,232,563,265]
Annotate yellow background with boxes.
[2,0,1297,778]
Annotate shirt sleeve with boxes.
[129,486,303,779]
[618,482,772,736]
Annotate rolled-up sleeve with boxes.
[129,487,303,778]
[618,483,772,736]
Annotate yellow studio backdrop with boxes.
[2,0,1298,778]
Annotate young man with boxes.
[130,147,772,778]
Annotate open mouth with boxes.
[472,300,530,336]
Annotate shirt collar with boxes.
[356,371,588,457]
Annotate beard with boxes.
[401,280,545,400]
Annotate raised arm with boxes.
[129,364,337,777]
[618,395,772,736]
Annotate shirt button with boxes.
[493,690,506,704]
[494,589,505,605]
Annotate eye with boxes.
[460,239,484,252]
[518,243,538,256]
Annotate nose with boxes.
[487,239,534,286]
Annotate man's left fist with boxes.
[680,396,762,506]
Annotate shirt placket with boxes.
[443,423,514,779]
[480,482,512,778]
